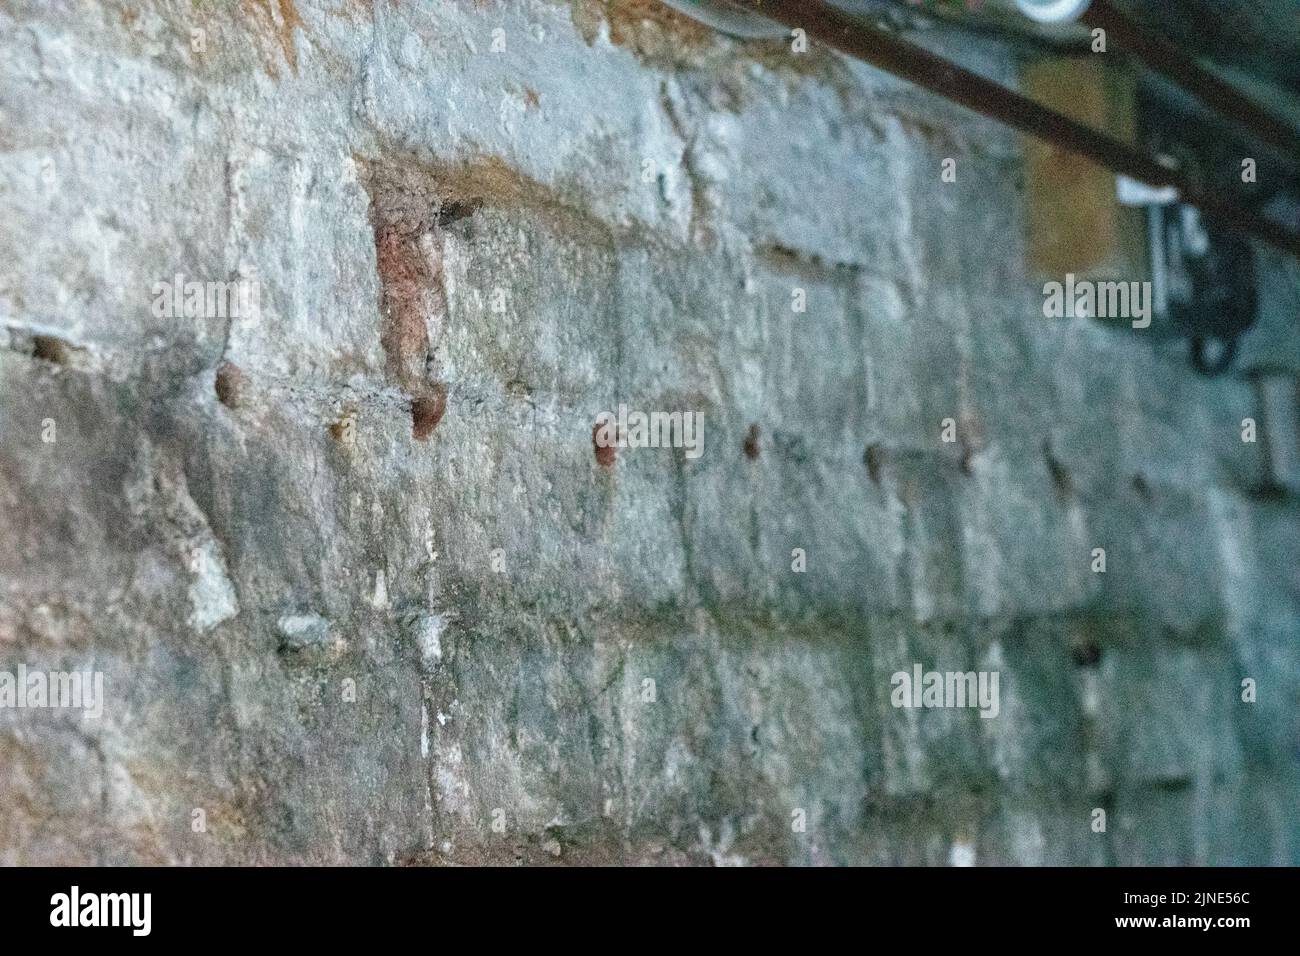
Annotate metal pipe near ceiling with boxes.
[1078,0,1300,157]
[722,0,1300,259]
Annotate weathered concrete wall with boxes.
[0,0,1296,865]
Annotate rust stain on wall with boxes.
[243,0,307,77]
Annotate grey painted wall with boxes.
[0,0,1296,865]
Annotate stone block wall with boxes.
[0,0,1296,864]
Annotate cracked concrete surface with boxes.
[0,0,1297,865]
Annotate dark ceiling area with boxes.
[1118,0,1300,93]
